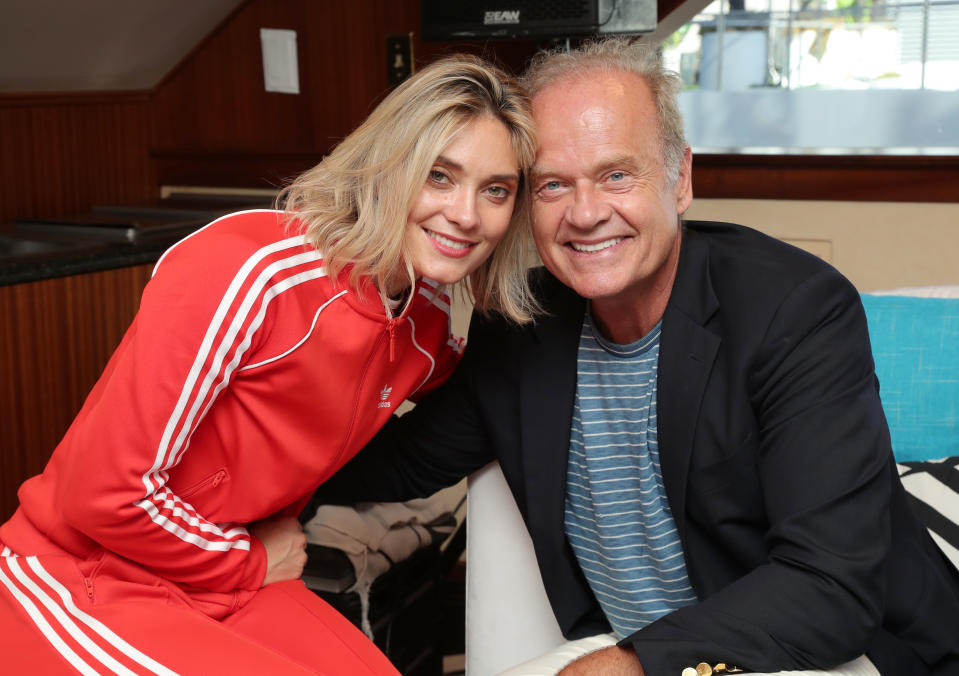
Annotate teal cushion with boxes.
[861,294,959,462]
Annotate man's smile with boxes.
[568,237,626,253]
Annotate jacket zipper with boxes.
[178,468,229,499]
[380,288,406,364]
[387,318,396,362]
[330,330,391,471]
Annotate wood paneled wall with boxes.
[0,1,542,224]
[693,153,959,204]
[0,264,154,522]
[151,0,540,188]
[0,93,156,223]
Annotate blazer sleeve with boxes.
[623,269,893,674]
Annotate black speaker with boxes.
[421,0,656,41]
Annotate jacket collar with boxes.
[657,225,721,542]
[518,274,598,627]
[520,274,585,555]
[339,269,447,324]
[665,225,720,327]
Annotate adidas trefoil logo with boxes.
[377,384,393,409]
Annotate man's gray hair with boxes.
[521,37,688,185]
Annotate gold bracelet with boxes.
[681,663,744,676]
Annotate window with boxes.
[662,0,959,151]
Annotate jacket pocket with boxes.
[176,468,229,500]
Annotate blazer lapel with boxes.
[519,277,585,560]
[659,227,721,542]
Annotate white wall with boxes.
[685,198,959,292]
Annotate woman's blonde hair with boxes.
[278,54,539,323]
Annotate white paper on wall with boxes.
[260,28,299,94]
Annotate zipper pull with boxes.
[212,469,227,488]
[84,577,95,600]
[387,320,396,362]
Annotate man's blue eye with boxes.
[609,172,625,181]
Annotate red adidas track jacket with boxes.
[1,210,462,617]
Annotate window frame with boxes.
[692,151,959,201]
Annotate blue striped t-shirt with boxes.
[564,311,697,638]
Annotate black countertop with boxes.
[0,228,187,287]
[0,204,269,287]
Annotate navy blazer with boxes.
[314,221,959,675]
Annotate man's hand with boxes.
[249,516,308,586]
[558,645,645,676]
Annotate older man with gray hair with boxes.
[310,38,959,675]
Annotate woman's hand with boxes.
[249,517,308,586]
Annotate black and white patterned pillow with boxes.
[897,456,959,570]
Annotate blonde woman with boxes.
[0,55,535,674]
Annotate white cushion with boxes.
[869,284,959,298]
[466,462,564,676]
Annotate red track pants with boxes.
[0,549,400,675]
